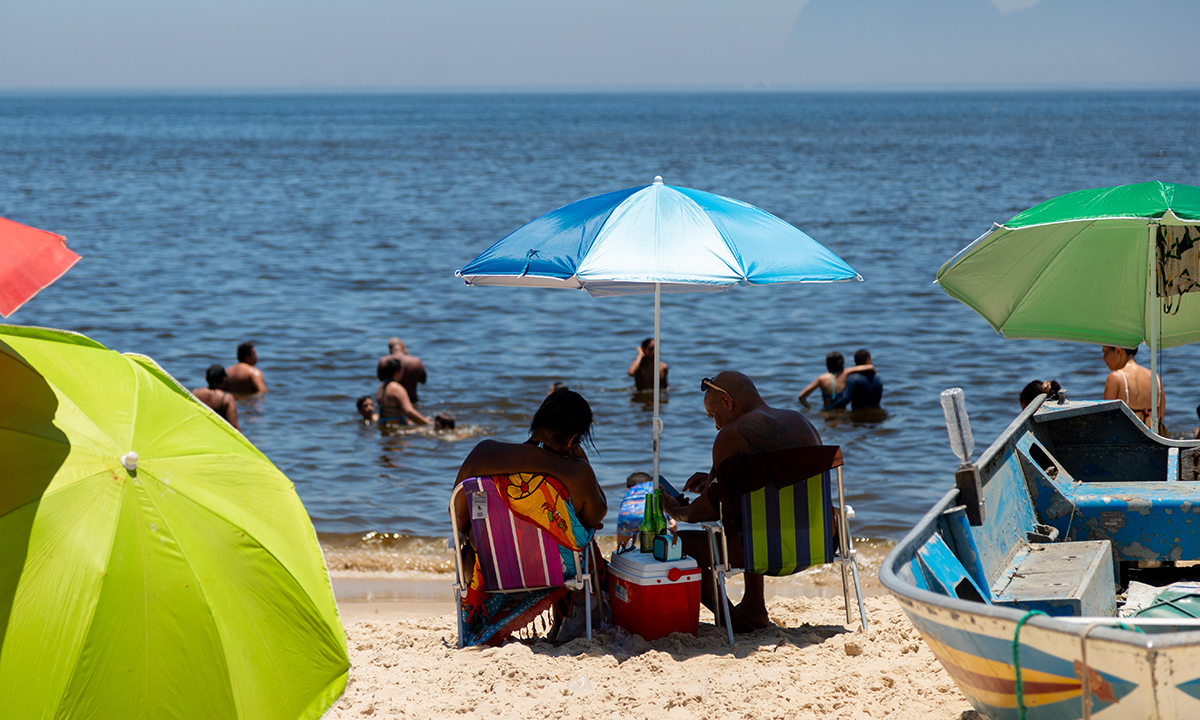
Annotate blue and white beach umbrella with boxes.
[457,176,861,480]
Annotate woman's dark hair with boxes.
[1019,379,1062,409]
[825,351,844,374]
[531,389,595,449]
[641,337,654,350]
[378,357,404,382]
[205,364,227,389]
[1123,347,1138,357]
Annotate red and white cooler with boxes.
[608,550,701,640]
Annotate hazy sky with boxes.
[1,0,1196,90]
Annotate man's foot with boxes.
[728,600,772,633]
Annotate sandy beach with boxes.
[327,564,975,720]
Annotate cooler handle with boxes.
[668,567,702,582]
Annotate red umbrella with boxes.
[0,216,80,317]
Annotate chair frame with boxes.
[449,482,593,647]
[702,464,868,643]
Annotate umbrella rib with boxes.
[138,469,335,661]
[1,466,117,521]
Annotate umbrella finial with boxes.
[120,451,139,472]
[653,175,663,185]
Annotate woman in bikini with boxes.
[192,364,239,431]
[376,357,432,426]
[452,390,608,643]
[452,389,607,530]
[1102,346,1166,433]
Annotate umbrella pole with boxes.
[652,282,661,492]
[1148,224,1160,433]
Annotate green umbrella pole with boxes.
[1148,223,1160,432]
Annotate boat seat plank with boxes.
[991,539,1115,617]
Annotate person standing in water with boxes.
[226,341,267,394]
[798,351,847,409]
[832,348,883,410]
[377,337,427,404]
[376,357,431,426]
[628,337,668,392]
[1102,345,1165,432]
[193,364,239,430]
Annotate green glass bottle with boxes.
[639,491,655,553]
[652,489,668,538]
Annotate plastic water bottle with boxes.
[940,387,974,465]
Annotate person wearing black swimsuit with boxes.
[193,364,240,431]
[376,357,432,426]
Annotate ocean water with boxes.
[4,91,1200,571]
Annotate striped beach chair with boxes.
[449,476,594,646]
[703,445,868,642]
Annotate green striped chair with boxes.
[703,445,868,642]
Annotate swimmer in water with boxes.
[376,357,431,426]
[628,338,668,392]
[356,395,379,423]
[226,341,267,395]
[376,337,427,404]
[193,364,239,430]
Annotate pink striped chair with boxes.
[449,477,594,646]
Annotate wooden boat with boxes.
[880,393,1200,720]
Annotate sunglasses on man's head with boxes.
[700,377,730,396]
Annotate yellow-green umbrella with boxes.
[0,324,347,719]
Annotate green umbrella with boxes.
[936,181,1200,428]
[0,324,347,719]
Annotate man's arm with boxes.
[662,488,718,524]
[827,386,853,410]
[252,368,267,394]
[413,358,427,385]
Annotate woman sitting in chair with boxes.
[452,390,608,645]
[453,389,607,530]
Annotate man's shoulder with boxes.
[729,405,818,447]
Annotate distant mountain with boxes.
[780,0,1200,86]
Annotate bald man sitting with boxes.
[663,370,822,633]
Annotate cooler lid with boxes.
[610,548,698,579]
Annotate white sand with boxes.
[326,595,974,719]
